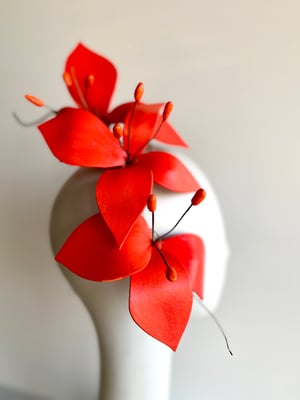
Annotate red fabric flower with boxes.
[63,43,189,145]
[55,211,205,351]
[39,100,199,247]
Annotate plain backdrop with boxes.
[1,1,300,399]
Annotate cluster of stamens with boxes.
[63,69,95,112]
[147,188,206,282]
[112,82,174,162]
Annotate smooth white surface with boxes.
[1,1,300,399]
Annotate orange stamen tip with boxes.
[134,82,144,102]
[162,101,173,121]
[113,123,123,139]
[147,194,157,212]
[85,74,95,88]
[166,266,177,282]
[191,188,206,206]
[63,72,72,87]
[25,94,44,107]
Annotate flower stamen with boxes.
[13,94,57,126]
[25,94,44,107]
[84,74,95,89]
[130,101,174,158]
[69,66,89,111]
[113,123,123,140]
[154,243,178,282]
[151,102,174,143]
[63,72,72,87]
[134,82,144,102]
[157,188,206,241]
[147,194,157,242]
[126,82,144,155]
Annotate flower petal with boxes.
[96,164,153,247]
[38,108,126,167]
[109,102,187,151]
[65,43,117,117]
[55,214,151,281]
[107,101,133,124]
[154,119,188,148]
[129,249,193,351]
[161,234,205,299]
[138,151,199,192]
[123,103,162,156]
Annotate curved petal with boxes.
[38,108,126,167]
[107,101,133,124]
[129,249,193,351]
[96,164,153,247]
[138,151,200,192]
[55,214,151,281]
[65,43,117,117]
[154,120,188,148]
[161,234,205,299]
[123,103,163,155]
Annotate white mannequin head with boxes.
[49,150,229,400]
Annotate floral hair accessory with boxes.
[16,43,232,353]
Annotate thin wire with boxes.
[151,211,155,243]
[157,204,192,241]
[193,295,233,356]
[12,111,55,127]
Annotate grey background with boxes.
[1,0,300,399]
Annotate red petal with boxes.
[96,164,153,247]
[65,43,117,117]
[161,234,205,299]
[55,214,151,281]
[138,151,199,192]
[155,119,188,148]
[38,108,126,167]
[107,102,133,124]
[123,103,163,155]
[129,249,193,351]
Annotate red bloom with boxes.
[55,191,206,350]
[62,43,189,145]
